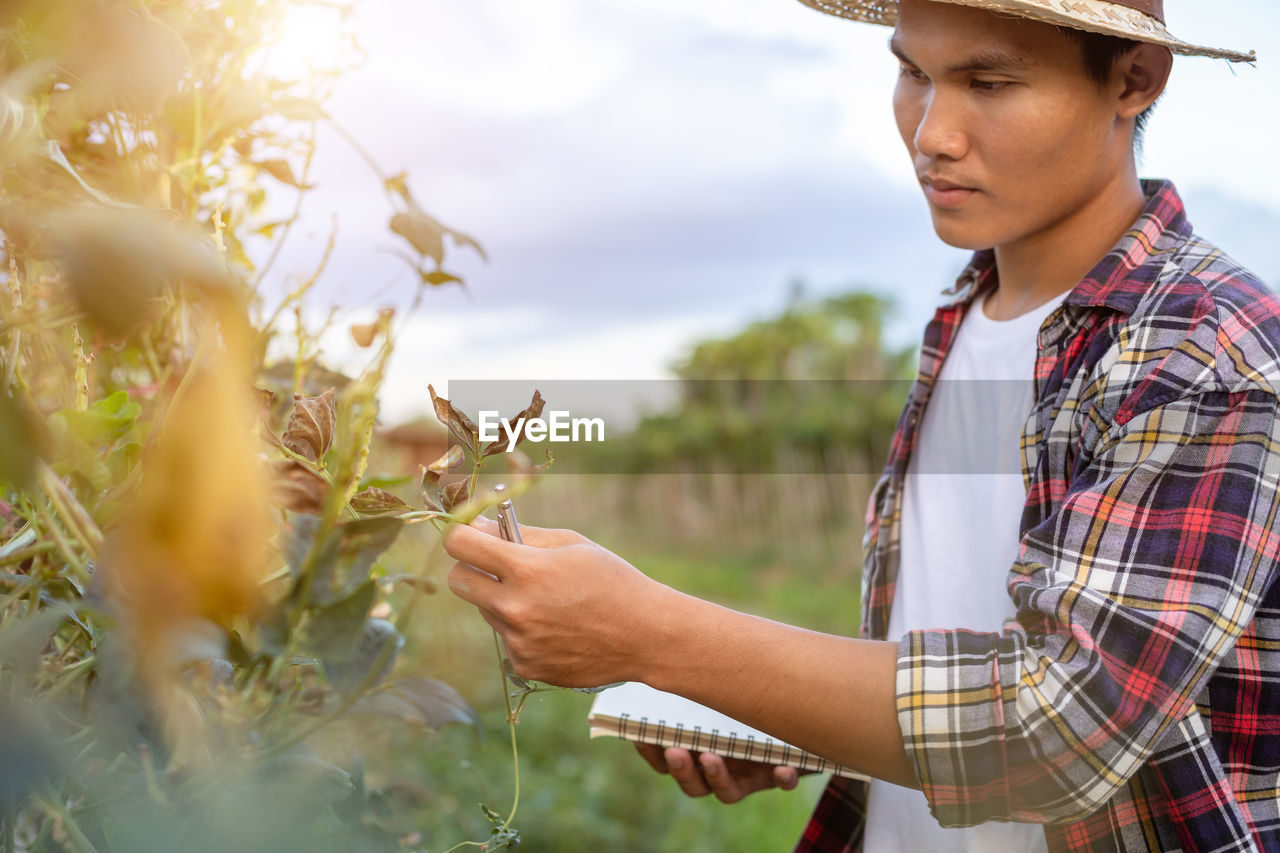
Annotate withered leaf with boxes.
[441,480,470,513]
[270,459,328,514]
[383,172,413,206]
[426,385,477,456]
[390,210,443,265]
[255,158,310,189]
[350,487,409,515]
[419,269,462,288]
[481,390,546,458]
[447,227,488,263]
[424,446,464,482]
[418,466,444,512]
[384,574,438,595]
[349,321,377,348]
[253,384,283,448]
[283,388,336,462]
[273,95,327,122]
[349,308,393,348]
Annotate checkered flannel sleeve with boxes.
[895,387,1280,826]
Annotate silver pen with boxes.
[494,483,523,544]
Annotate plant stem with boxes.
[33,785,98,853]
[492,632,520,827]
[251,123,318,299]
[0,541,55,568]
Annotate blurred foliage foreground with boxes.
[0,2,553,850]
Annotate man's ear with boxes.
[1115,42,1173,119]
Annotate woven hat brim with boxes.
[797,0,1256,64]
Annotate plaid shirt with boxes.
[797,181,1280,852]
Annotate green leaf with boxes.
[320,615,404,690]
[251,745,355,807]
[571,682,625,694]
[335,516,404,582]
[0,391,47,489]
[302,580,377,662]
[358,473,413,490]
[501,657,535,694]
[54,391,141,449]
[354,678,479,730]
[387,677,479,728]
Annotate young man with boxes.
[445,0,1279,849]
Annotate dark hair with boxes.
[1059,28,1158,152]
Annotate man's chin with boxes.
[931,213,998,251]
[930,225,995,252]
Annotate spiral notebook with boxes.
[586,682,866,780]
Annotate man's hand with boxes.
[634,743,803,804]
[444,515,675,688]
[446,514,916,788]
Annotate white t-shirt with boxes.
[863,287,1068,853]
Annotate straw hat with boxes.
[795,0,1255,63]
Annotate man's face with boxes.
[891,0,1127,251]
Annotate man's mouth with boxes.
[920,175,979,209]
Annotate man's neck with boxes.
[985,170,1147,322]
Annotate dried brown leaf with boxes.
[419,269,462,288]
[283,388,336,462]
[390,211,444,264]
[480,390,546,457]
[270,460,328,514]
[273,95,327,122]
[426,385,477,456]
[427,445,465,477]
[350,487,409,515]
[441,480,470,513]
[256,158,309,189]
[253,385,283,448]
[349,321,377,348]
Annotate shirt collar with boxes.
[938,179,1193,316]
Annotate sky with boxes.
[255,0,1280,424]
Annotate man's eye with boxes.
[898,65,927,81]
[971,79,1011,92]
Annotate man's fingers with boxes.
[773,765,800,791]
[447,560,503,606]
[443,523,522,581]
[698,753,745,804]
[463,514,580,549]
[634,742,669,774]
[664,748,711,798]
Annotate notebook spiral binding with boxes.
[612,712,862,779]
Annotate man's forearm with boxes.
[640,587,920,789]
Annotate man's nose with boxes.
[913,91,968,161]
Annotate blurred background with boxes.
[2,1,1276,851]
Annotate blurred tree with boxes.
[606,289,915,476]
